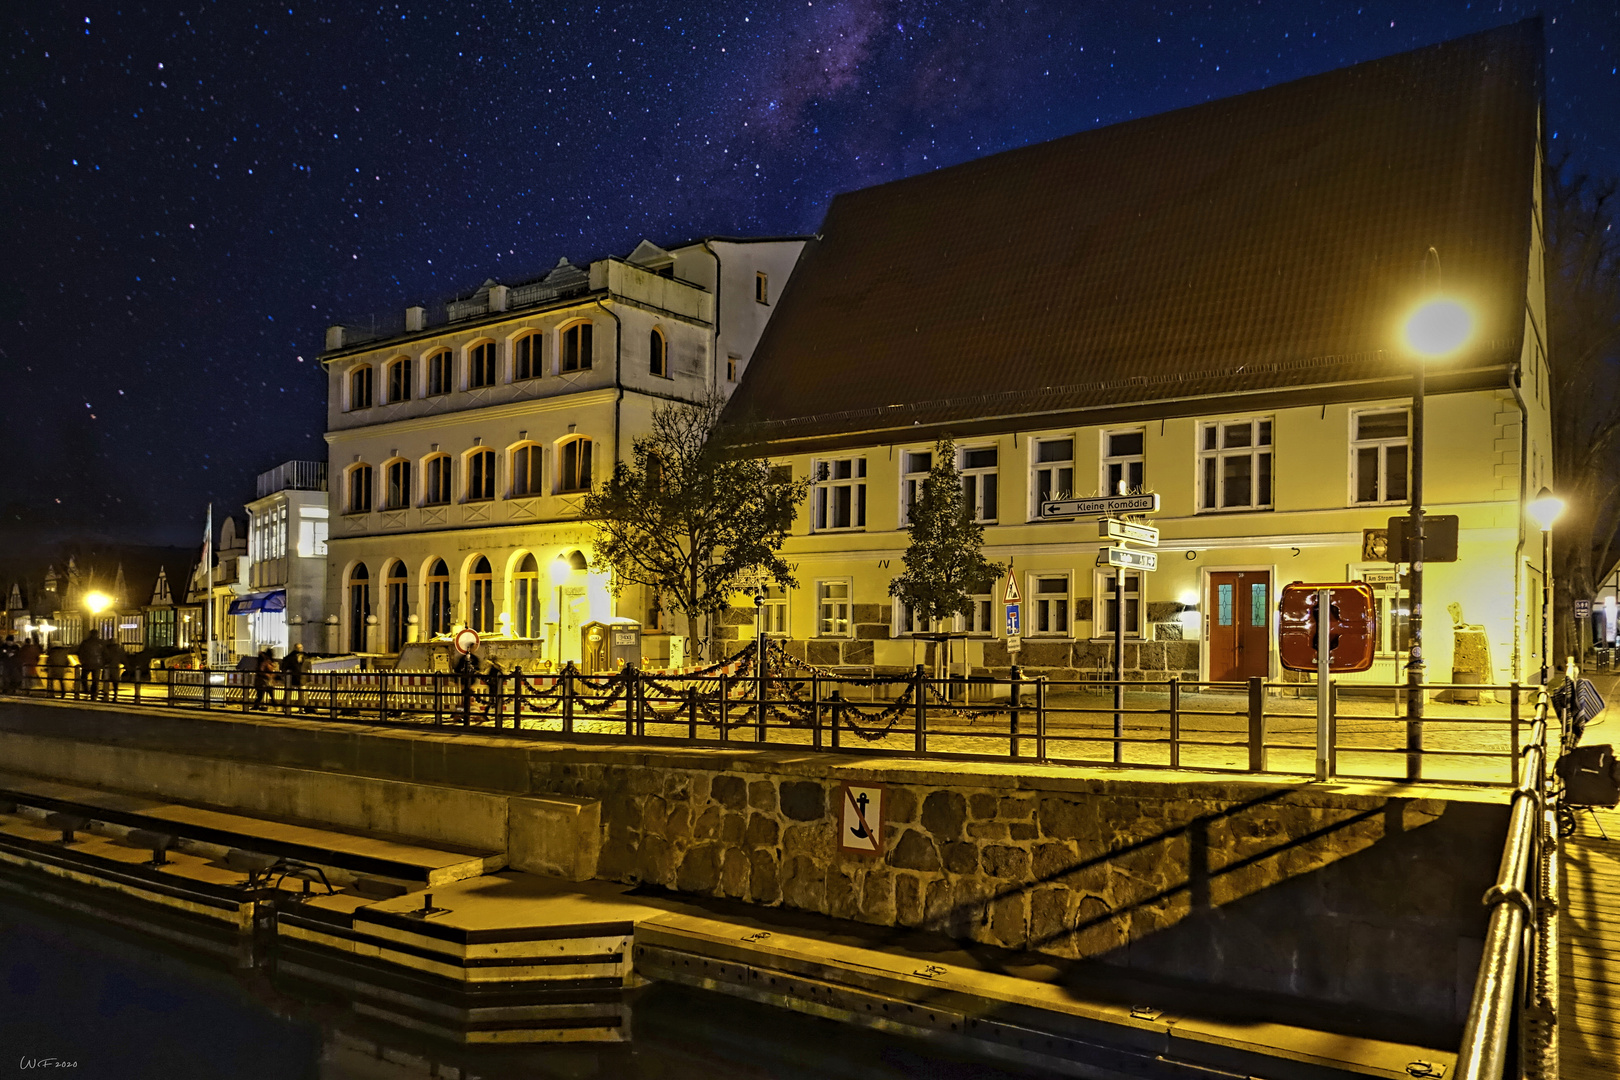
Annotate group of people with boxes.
[0,629,134,699]
[246,642,308,710]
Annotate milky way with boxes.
[3,1,1616,545]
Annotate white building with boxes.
[319,236,805,665]
[238,460,330,656]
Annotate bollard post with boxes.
[1009,665,1023,759]
[562,664,575,735]
[1035,676,1047,762]
[1247,676,1265,772]
[1315,587,1331,782]
[1168,677,1181,769]
[914,665,927,754]
[811,674,822,750]
[718,671,729,742]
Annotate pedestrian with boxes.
[252,648,277,710]
[454,649,481,722]
[18,634,42,693]
[485,657,506,725]
[45,643,72,698]
[0,635,20,694]
[101,637,127,701]
[282,642,307,711]
[75,630,104,700]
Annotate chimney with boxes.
[405,305,425,332]
[488,285,509,313]
[325,325,346,350]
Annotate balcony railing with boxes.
[256,461,328,498]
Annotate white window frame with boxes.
[1100,428,1146,497]
[959,590,994,635]
[959,444,998,523]
[1028,572,1072,637]
[1197,417,1273,512]
[297,509,329,558]
[1030,437,1075,519]
[899,448,933,527]
[894,597,948,637]
[816,579,853,638]
[812,457,867,532]
[761,584,789,637]
[1091,568,1144,639]
[1349,407,1411,506]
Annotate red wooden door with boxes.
[1208,571,1271,682]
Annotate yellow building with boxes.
[722,22,1553,688]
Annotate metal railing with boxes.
[255,460,328,498]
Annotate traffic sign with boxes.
[838,782,886,856]
[1278,582,1376,673]
[1105,547,1157,571]
[1002,569,1020,604]
[1099,518,1159,546]
[1575,599,1593,619]
[1007,635,1022,653]
[453,627,481,655]
[1005,603,1021,637]
[1042,493,1160,518]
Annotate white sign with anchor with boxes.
[839,781,886,856]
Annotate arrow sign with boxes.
[1042,493,1160,518]
[1106,547,1158,571]
[1099,518,1159,546]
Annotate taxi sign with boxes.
[453,627,481,655]
[1105,547,1157,571]
[1099,518,1159,546]
[1042,493,1160,518]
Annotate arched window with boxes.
[557,437,592,493]
[467,556,494,634]
[511,444,543,497]
[466,448,496,501]
[385,560,409,652]
[386,357,412,403]
[515,332,543,380]
[513,554,541,639]
[347,464,373,514]
[349,365,373,410]
[468,341,497,388]
[384,459,411,510]
[422,454,452,506]
[426,559,451,636]
[348,563,371,652]
[649,327,667,377]
[561,321,593,372]
[427,350,453,395]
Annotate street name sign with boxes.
[1105,547,1158,571]
[1041,493,1160,519]
[1099,518,1159,546]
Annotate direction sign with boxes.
[1099,518,1160,546]
[1042,493,1160,518]
[1002,569,1020,604]
[1105,547,1158,571]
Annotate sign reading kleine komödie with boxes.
[1041,493,1160,518]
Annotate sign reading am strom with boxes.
[1041,493,1161,518]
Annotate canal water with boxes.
[0,894,1054,1079]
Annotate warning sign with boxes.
[838,782,885,856]
[1002,570,1020,604]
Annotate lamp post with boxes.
[1527,488,1566,682]
[1400,250,1474,780]
[550,555,572,668]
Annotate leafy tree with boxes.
[888,438,1007,634]
[582,393,810,661]
[1547,164,1620,665]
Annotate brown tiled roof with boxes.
[724,21,1542,450]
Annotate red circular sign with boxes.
[453,628,481,655]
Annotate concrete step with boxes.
[0,771,503,887]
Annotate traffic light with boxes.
[1278,582,1377,673]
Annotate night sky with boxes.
[3,2,1617,547]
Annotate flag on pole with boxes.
[204,503,214,668]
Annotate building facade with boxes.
[320,236,804,664]
[722,23,1554,689]
[239,460,330,656]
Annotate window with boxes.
[649,327,667,377]
[1032,438,1074,515]
[348,563,370,652]
[384,459,411,510]
[1352,409,1410,504]
[468,341,496,388]
[727,354,739,382]
[817,580,851,637]
[558,437,593,493]
[561,322,593,372]
[895,599,947,636]
[466,449,496,501]
[427,350,453,395]
[900,450,932,526]
[348,365,373,410]
[386,561,409,652]
[513,554,541,638]
[297,510,328,557]
[1094,570,1143,637]
[1031,574,1070,635]
[813,457,867,531]
[422,455,452,506]
[426,559,451,636]
[467,556,494,633]
[1101,430,1145,496]
[347,465,373,514]
[755,271,769,304]
[514,333,543,380]
[960,446,998,523]
[961,591,994,635]
[387,357,412,403]
[762,584,788,636]
[511,444,544,497]
[1198,418,1273,511]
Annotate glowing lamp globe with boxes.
[84,591,113,615]
[1403,299,1473,358]
[1526,488,1565,532]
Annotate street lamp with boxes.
[1527,487,1566,682]
[550,555,573,667]
[84,591,112,616]
[1400,248,1475,779]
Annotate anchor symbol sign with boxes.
[849,791,872,840]
[840,784,883,854]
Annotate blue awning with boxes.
[227,590,287,615]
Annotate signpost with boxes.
[1575,599,1593,620]
[1003,569,1021,659]
[1105,547,1158,572]
[1099,519,1159,546]
[1041,493,1160,519]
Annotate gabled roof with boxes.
[724,21,1543,450]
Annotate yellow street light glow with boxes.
[1527,487,1565,532]
[549,555,573,586]
[84,591,113,614]
[1403,298,1474,358]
